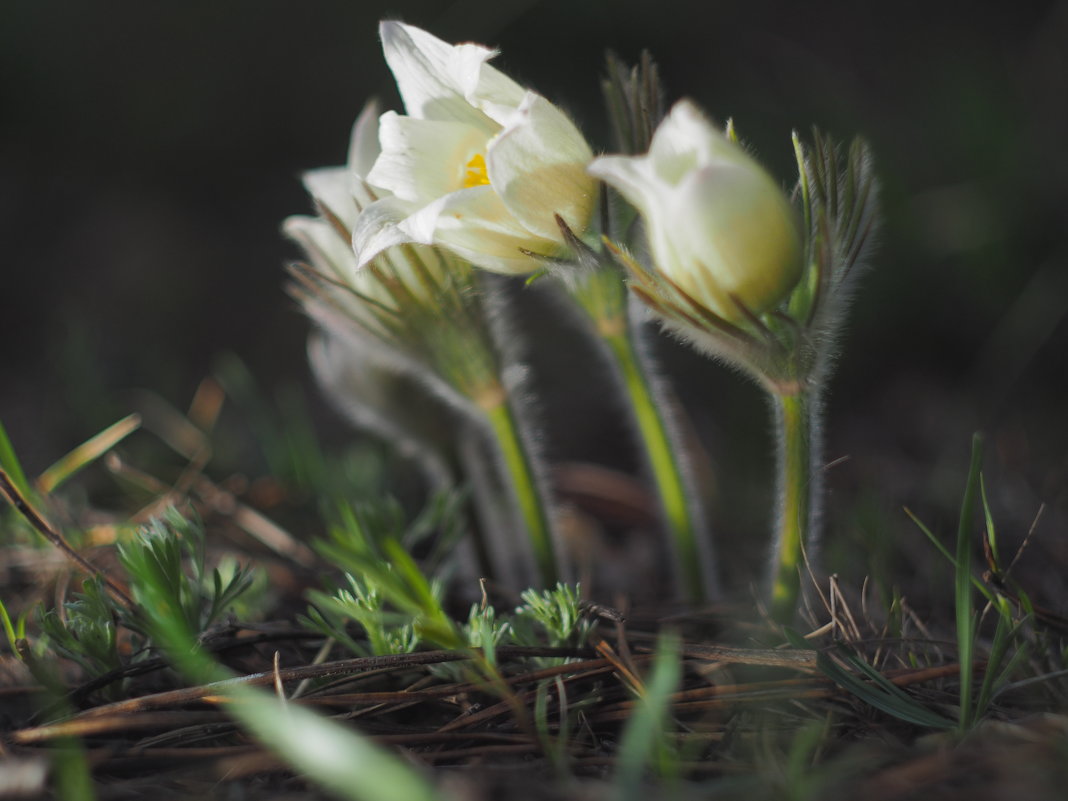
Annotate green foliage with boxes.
[37,577,125,685]
[50,734,96,801]
[312,499,464,652]
[117,508,258,642]
[0,595,27,656]
[795,633,956,730]
[952,433,984,731]
[303,572,422,658]
[907,434,1034,731]
[121,517,446,801]
[15,510,260,699]
[0,418,32,502]
[613,631,682,798]
[777,719,832,801]
[510,583,593,650]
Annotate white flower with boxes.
[589,100,803,322]
[354,21,596,275]
[285,100,503,414]
[283,100,451,340]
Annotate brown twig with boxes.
[0,468,134,609]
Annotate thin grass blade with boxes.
[37,414,141,494]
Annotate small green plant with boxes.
[36,577,126,692]
[907,434,1035,732]
[313,507,464,653]
[119,511,446,801]
[117,507,259,643]
[303,572,423,658]
[510,583,594,651]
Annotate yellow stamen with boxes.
[462,153,490,188]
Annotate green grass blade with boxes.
[614,631,682,800]
[0,419,32,500]
[817,647,955,729]
[815,653,952,734]
[0,596,18,654]
[37,414,141,493]
[955,433,984,732]
[905,506,996,605]
[973,612,1024,718]
[979,474,1001,574]
[51,737,96,801]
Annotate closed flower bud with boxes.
[589,100,803,323]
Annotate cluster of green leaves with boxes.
[303,492,596,663]
[511,583,594,650]
[117,507,258,641]
[36,577,126,689]
[310,496,467,652]
[115,511,446,801]
[10,509,261,702]
[304,572,424,658]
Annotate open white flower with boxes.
[285,100,505,418]
[589,100,803,323]
[355,21,596,275]
[283,100,453,340]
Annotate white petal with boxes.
[588,153,666,222]
[678,163,801,314]
[284,215,358,283]
[486,92,595,241]
[455,44,526,125]
[302,167,360,230]
[347,98,382,179]
[398,187,556,275]
[367,111,489,203]
[351,195,422,266]
[649,100,748,182]
[379,21,497,134]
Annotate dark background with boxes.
[3,1,1066,593]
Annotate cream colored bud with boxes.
[589,100,803,322]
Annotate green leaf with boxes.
[614,631,682,798]
[0,419,32,501]
[817,646,955,730]
[0,596,19,655]
[955,433,984,731]
[37,414,141,493]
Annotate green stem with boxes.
[769,389,815,622]
[604,329,709,603]
[955,432,984,733]
[484,397,559,587]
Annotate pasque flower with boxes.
[592,95,878,621]
[589,100,803,325]
[354,21,597,275]
[284,100,499,414]
[286,97,565,589]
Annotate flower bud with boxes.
[589,100,803,323]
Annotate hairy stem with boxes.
[769,388,817,622]
[604,328,711,603]
[484,397,559,587]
